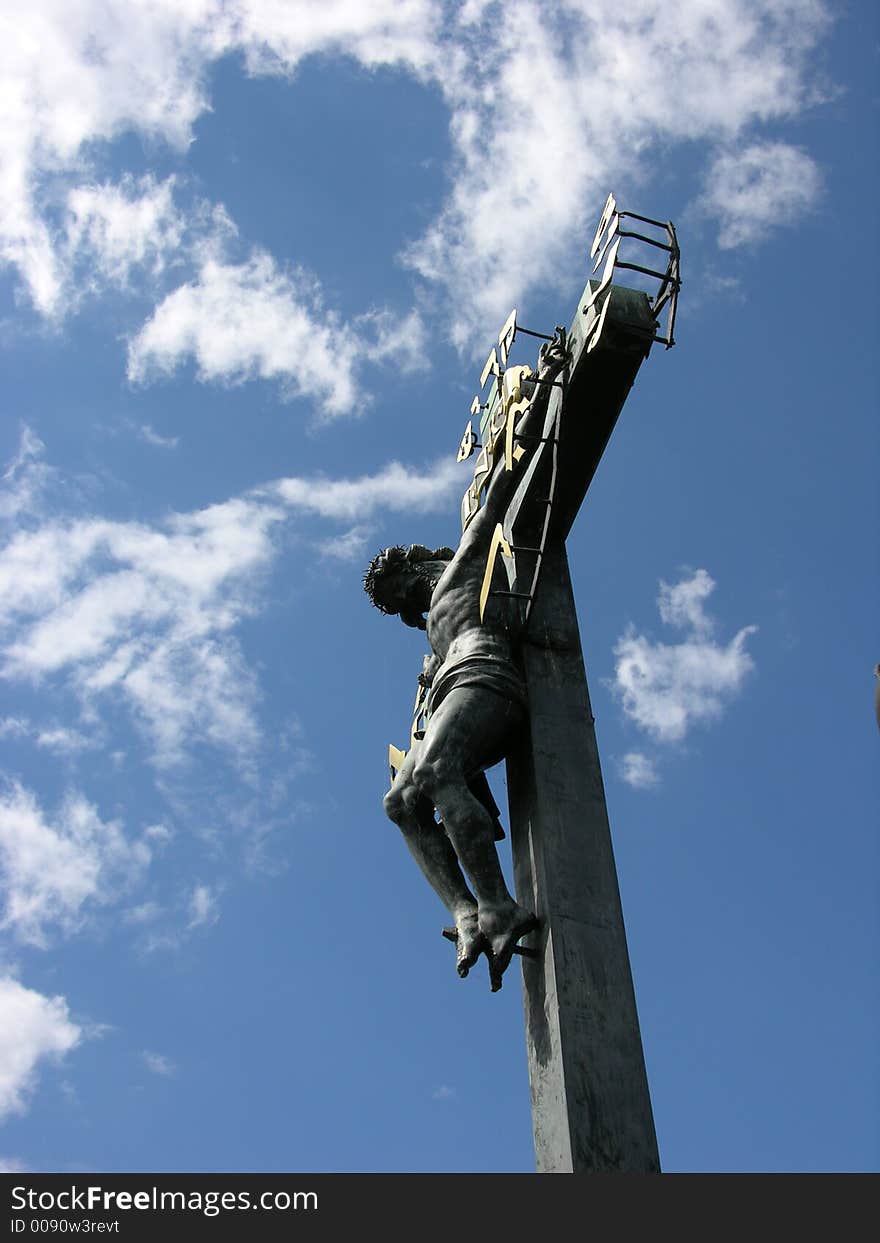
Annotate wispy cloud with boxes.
[0,427,52,523]
[0,976,82,1120]
[0,3,224,315]
[0,0,832,351]
[136,882,222,953]
[64,174,186,293]
[0,1157,29,1173]
[618,752,660,790]
[139,425,180,450]
[187,884,220,930]
[699,142,822,248]
[270,457,461,520]
[233,0,439,79]
[35,727,93,755]
[0,432,460,772]
[612,569,757,747]
[142,1050,176,1077]
[127,250,427,418]
[404,0,832,347]
[0,434,284,769]
[144,825,173,846]
[657,568,717,637]
[123,902,163,926]
[0,781,150,948]
[317,526,374,562]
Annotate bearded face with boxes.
[363,544,454,629]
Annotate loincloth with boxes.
[426,632,527,718]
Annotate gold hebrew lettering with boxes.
[504,397,531,471]
[584,236,620,313]
[457,420,477,462]
[486,393,507,452]
[595,234,621,296]
[388,744,408,784]
[480,348,500,389]
[461,480,481,530]
[590,192,617,259]
[497,308,517,366]
[586,292,613,353]
[592,213,619,272]
[471,444,492,495]
[502,364,531,408]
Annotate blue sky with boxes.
[0,1,876,1174]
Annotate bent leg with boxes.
[384,746,486,976]
[413,688,536,989]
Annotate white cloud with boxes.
[432,1084,455,1099]
[127,252,356,415]
[0,716,95,754]
[700,142,822,248]
[0,1,831,348]
[139,425,180,450]
[119,634,264,772]
[127,251,428,418]
[612,569,757,744]
[35,727,92,754]
[657,567,716,637]
[0,976,82,1120]
[187,883,219,929]
[0,781,150,947]
[271,456,462,520]
[0,427,52,523]
[317,525,374,562]
[0,479,285,769]
[354,308,428,376]
[0,435,461,771]
[142,1050,176,1077]
[144,824,173,844]
[618,752,660,790]
[233,0,439,78]
[0,0,228,315]
[64,174,185,290]
[0,0,436,319]
[123,901,163,925]
[404,0,831,347]
[0,1157,29,1173]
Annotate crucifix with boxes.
[364,195,680,1173]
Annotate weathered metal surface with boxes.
[367,193,678,1172]
[506,543,660,1173]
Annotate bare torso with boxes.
[376,329,568,989]
[422,327,568,664]
[424,498,513,661]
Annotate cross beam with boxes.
[547,282,657,540]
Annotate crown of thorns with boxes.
[363,544,454,614]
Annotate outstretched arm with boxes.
[469,327,568,541]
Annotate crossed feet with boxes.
[446,900,539,992]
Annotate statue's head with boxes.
[363,544,454,630]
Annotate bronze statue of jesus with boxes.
[364,330,567,990]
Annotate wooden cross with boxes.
[457,196,680,1173]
